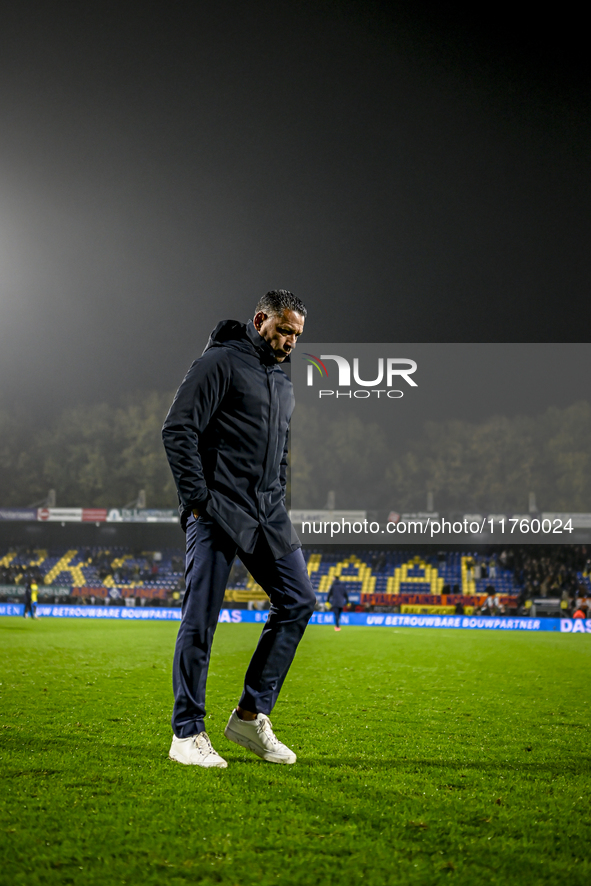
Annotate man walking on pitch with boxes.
[162,290,315,768]
[327,576,348,631]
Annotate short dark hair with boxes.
[255,290,307,319]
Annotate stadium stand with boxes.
[1,545,589,614]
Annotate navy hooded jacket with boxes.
[162,319,301,560]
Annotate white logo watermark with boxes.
[304,354,417,399]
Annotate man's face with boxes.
[254,309,305,362]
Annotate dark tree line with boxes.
[0,393,177,508]
[1,396,590,513]
[291,400,591,513]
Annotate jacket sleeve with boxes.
[162,349,231,517]
[278,423,290,504]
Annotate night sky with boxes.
[1,1,589,419]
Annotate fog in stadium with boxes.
[1,2,590,425]
[1,2,590,519]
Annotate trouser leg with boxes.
[334,607,342,627]
[239,540,316,715]
[171,516,235,738]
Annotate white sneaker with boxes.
[169,732,228,768]
[224,710,297,764]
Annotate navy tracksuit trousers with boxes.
[172,515,316,738]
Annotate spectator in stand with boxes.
[481,586,496,615]
[560,589,572,617]
[494,592,505,615]
[574,593,586,614]
[371,551,386,572]
[327,576,348,632]
[573,607,586,619]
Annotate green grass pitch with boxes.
[1,618,590,886]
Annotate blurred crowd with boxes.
[505,545,590,616]
[1,543,589,617]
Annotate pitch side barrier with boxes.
[2,603,590,633]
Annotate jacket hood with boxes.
[202,319,290,365]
